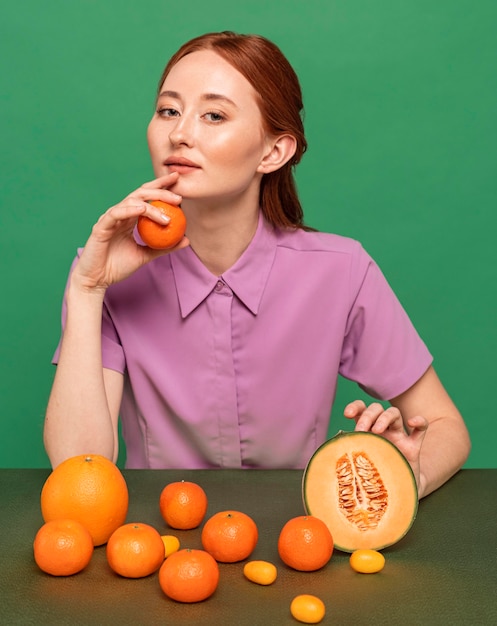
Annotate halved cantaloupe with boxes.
[302,431,418,552]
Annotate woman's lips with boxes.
[164,157,200,174]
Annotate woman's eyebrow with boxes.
[158,90,238,108]
[158,90,181,99]
[201,93,238,108]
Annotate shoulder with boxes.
[266,227,381,301]
[275,227,362,253]
[274,227,371,267]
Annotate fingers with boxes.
[344,400,404,434]
[344,401,390,429]
[95,173,184,234]
[405,415,429,437]
[132,173,182,205]
[97,174,184,230]
[92,201,151,240]
[141,172,180,188]
[95,193,178,240]
[344,400,430,439]
[360,405,403,434]
[344,400,366,418]
[344,402,429,488]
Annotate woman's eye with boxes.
[204,111,225,122]
[157,107,179,118]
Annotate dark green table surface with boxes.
[1,468,496,625]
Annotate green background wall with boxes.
[1,1,495,468]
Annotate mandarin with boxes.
[201,510,258,563]
[33,519,94,576]
[159,548,220,603]
[278,515,333,572]
[106,522,165,578]
[40,454,129,546]
[159,480,208,530]
[137,200,186,249]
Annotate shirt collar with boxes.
[170,213,277,318]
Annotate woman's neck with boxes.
[182,200,259,276]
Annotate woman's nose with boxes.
[168,114,194,147]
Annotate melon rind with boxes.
[302,431,418,553]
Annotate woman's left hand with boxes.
[343,401,429,492]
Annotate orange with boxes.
[201,510,258,563]
[277,515,333,572]
[290,594,326,624]
[159,480,208,530]
[243,560,278,585]
[40,454,129,546]
[137,200,186,249]
[106,522,165,578]
[159,548,220,603]
[33,519,94,576]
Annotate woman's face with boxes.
[147,50,273,208]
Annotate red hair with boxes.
[156,31,310,230]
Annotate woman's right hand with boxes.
[71,173,189,293]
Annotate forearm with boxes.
[417,415,471,498]
[350,367,472,499]
[44,281,118,467]
[391,366,471,499]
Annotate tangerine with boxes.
[106,522,165,578]
[278,515,333,572]
[159,480,208,530]
[290,594,326,624]
[159,548,220,603]
[40,454,129,546]
[137,200,186,249]
[201,510,258,563]
[33,519,94,576]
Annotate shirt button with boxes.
[214,280,224,292]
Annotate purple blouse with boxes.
[54,215,432,469]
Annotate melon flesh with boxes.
[302,431,418,552]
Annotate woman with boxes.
[45,32,470,497]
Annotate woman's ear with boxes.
[257,134,297,174]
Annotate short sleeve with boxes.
[339,250,432,400]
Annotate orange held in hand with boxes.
[40,454,129,546]
[33,519,94,576]
[159,548,220,603]
[137,200,186,249]
[106,522,165,578]
[278,515,333,572]
[159,480,208,530]
[201,510,258,563]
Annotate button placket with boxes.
[208,283,240,466]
